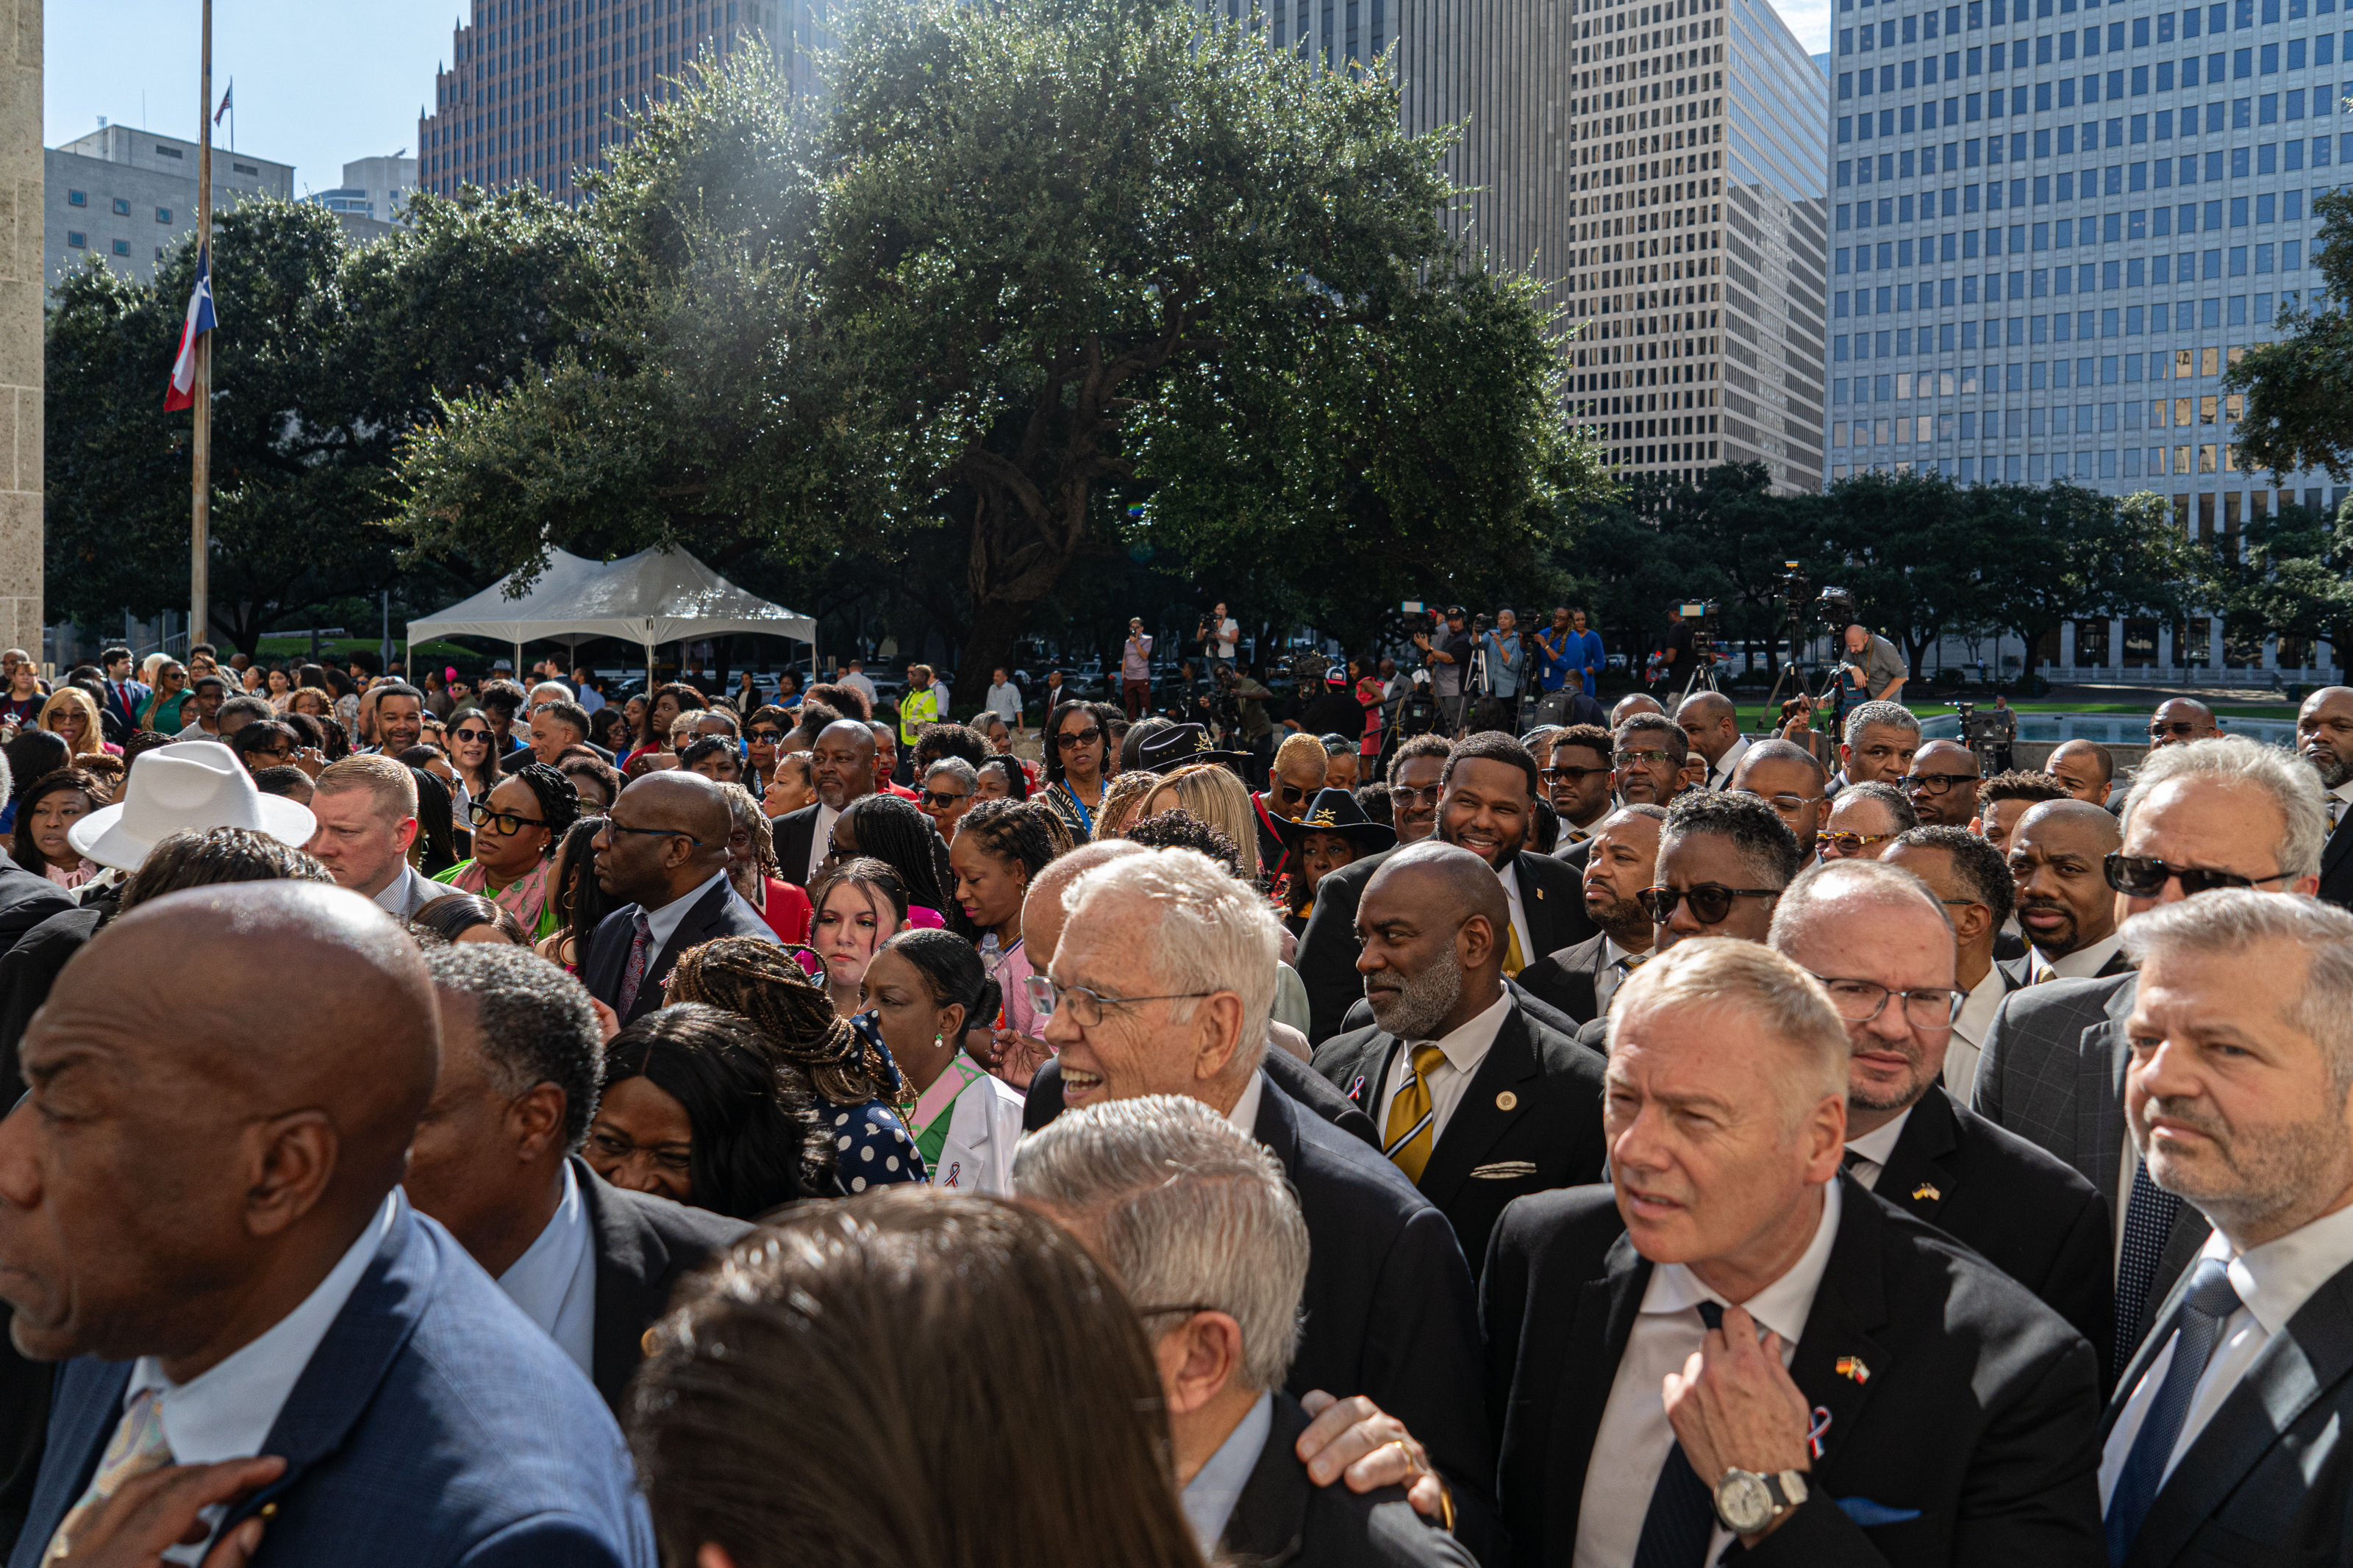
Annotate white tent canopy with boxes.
[407,545,815,676]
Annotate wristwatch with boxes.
[1713,1467,1808,1535]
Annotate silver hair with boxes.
[1010,1095,1307,1392]
[1061,848,1279,1084]
[2121,890,2353,1093]
[923,756,979,791]
[2120,735,2327,884]
[1609,937,1849,1115]
[1842,700,1921,749]
[1768,856,1952,953]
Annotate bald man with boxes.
[2004,798,2130,983]
[2045,739,2118,811]
[1674,690,1749,790]
[0,883,651,1564]
[585,772,779,1025]
[2146,696,2218,751]
[1312,842,1608,1279]
[772,717,879,887]
[1609,692,1663,727]
[1901,737,1982,828]
[1729,737,1831,848]
[2297,684,2353,908]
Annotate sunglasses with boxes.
[1276,781,1314,803]
[1542,765,1612,783]
[2149,721,2202,738]
[1055,727,1104,749]
[1816,830,1896,854]
[2102,852,2296,898]
[749,728,785,742]
[452,728,493,744]
[921,790,970,809]
[1391,784,1446,809]
[1637,884,1782,924]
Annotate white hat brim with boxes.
[68,792,318,873]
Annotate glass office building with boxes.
[1560,0,1829,493]
[1823,0,2347,543]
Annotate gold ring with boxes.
[1387,1437,1422,1477]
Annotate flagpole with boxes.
[191,0,212,649]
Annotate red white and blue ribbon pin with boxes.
[1807,1406,1833,1461]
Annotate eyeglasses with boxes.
[1040,981,1221,1028]
[1897,773,1977,796]
[1738,790,1825,814]
[1135,1302,1227,1320]
[1055,726,1104,749]
[1614,749,1674,767]
[452,728,493,745]
[2102,852,2296,898]
[1815,831,1895,854]
[1391,784,1446,809]
[601,822,703,847]
[1542,765,1612,783]
[468,801,548,835]
[1636,884,1782,924]
[1808,975,1968,1029]
[921,790,970,809]
[2149,721,2202,738]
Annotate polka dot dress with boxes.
[817,1096,927,1195]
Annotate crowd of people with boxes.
[0,629,2350,1568]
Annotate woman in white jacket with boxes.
[858,927,1026,1196]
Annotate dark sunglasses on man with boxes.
[2149,720,2202,739]
[2102,852,2296,898]
[1636,884,1781,925]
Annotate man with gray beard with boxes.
[1313,841,1609,1279]
[2299,684,2353,909]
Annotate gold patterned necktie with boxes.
[43,1386,174,1565]
[1503,921,1527,976]
[1382,1043,1449,1184]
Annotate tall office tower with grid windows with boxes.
[1824,0,2347,549]
[1560,0,1829,493]
[416,0,801,209]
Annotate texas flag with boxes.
[164,249,217,412]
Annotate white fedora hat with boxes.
[68,740,317,873]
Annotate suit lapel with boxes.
[1515,851,1557,951]
[1871,1089,1959,1228]
[15,1361,130,1557]
[641,881,729,1014]
[577,1159,668,1409]
[1219,1394,1310,1566]
[1327,1034,1402,1125]
[1546,1232,1653,1552]
[1786,1178,1893,1481]
[2324,813,2353,878]
[2086,1014,2130,1206]
[1418,1008,1540,1211]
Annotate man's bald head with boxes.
[1676,691,1741,768]
[624,768,735,848]
[2152,698,2219,749]
[1357,841,1511,1038]
[0,882,438,1369]
[1365,840,1511,945]
[1030,840,1148,970]
[2046,739,2115,805]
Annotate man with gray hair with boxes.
[1486,937,2102,1564]
[1977,734,2327,1373]
[1613,712,1691,806]
[1835,698,1921,792]
[1039,847,1495,1553]
[2099,891,2353,1562]
[1013,1097,1474,1567]
[1768,859,2113,1383]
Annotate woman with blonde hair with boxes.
[1139,764,1261,883]
[39,687,118,761]
[1088,770,1160,840]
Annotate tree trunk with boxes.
[957,594,1038,713]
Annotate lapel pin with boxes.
[1347,1075,1368,1103]
[1835,1355,1871,1384]
[1910,1183,1940,1202]
[1807,1406,1832,1460]
[1496,1090,1519,1111]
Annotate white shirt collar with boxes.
[2332,780,2353,804]
[1181,1388,1274,1556]
[495,1162,596,1378]
[1710,735,1751,788]
[1424,990,1514,1075]
[807,802,842,880]
[1843,1103,1914,1173]
[1643,1179,1844,1345]
[644,868,731,953]
[2204,1198,2353,1339]
[370,864,423,917]
[2030,931,2124,982]
[130,1191,401,1465]
[1226,1070,1266,1137]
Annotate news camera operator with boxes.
[1198,661,1277,782]
[1473,607,1524,734]
[1656,602,1699,693]
[1835,620,1907,710]
[1410,606,1473,737]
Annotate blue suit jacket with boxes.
[8,1203,652,1568]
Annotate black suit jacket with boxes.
[1295,847,1592,1043]
[0,867,76,973]
[1313,1000,1608,1280]
[2106,1247,2353,1568]
[582,878,773,1025]
[771,803,824,890]
[1865,1088,2115,1389]
[1998,945,2137,987]
[1512,934,1610,1026]
[0,906,107,1108]
[1484,1178,2104,1567]
[576,1159,751,1413]
[1220,1391,1477,1568]
[2321,807,2353,912]
[1021,1047,1380,1150]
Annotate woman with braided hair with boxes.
[826,792,956,932]
[947,797,1063,1086]
[667,936,926,1194]
[434,759,579,938]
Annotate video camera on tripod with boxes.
[1953,700,2008,776]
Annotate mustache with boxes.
[2137,1095,2230,1142]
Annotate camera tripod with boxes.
[1760,601,1843,730]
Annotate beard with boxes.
[1590,892,1651,946]
[1368,948,1465,1042]
[1848,1037,1935,1116]
[2134,1090,2353,1236]
[2308,748,2353,790]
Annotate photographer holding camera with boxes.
[1410,606,1474,737]
[1474,607,1524,734]
[1196,601,1240,668]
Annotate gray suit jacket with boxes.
[1971,972,2210,1351]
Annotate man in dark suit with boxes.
[1884,825,2024,1097]
[1515,804,1665,1026]
[95,645,150,736]
[404,944,749,1414]
[0,883,651,1566]
[1484,938,2104,1567]
[1014,1095,1475,1567]
[2003,799,2132,984]
[771,718,881,889]
[2098,892,2353,1567]
[2296,685,2353,909]
[1768,857,2115,1383]
[1296,732,1590,1042]
[584,771,779,1025]
[1040,845,1496,1553]
[1975,737,2324,1369]
[1312,842,1607,1278]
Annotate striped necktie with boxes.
[43,1387,173,1565]
[2104,1259,2243,1564]
[1382,1043,1449,1184]
[1631,1300,1728,1568]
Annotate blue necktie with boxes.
[2104,1257,2242,1566]
[1632,1300,1725,1568]
[2114,1159,2184,1372]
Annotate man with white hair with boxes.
[1975,737,2327,1372]
[1768,859,2113,1383]
[1013,1096,1474,1567]
[1041,848,1494,1553]
[1486,939,2102,1565]
[2099,892,2353,1563]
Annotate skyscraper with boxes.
[1560,0,1830,493]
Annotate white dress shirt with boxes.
[2329,780,2353,833]
[1592,937,1644,1017]
[1375,992,1514,1145]
[805,802,841,884]
[1704,734,1752,792]
[371,863,436,921]
[129,1192,399,1564]
[1841,1104,1915,1191]
[1574,1181,1845,1568]
[1495,862,1535,973]
[638,867,779,952]
[1227,1070,1266,1139]
[2027,931,2124,984]
[496,1161,597,1380]
[2101,1202,2353,1504]
[1946,962,2009,1098]
[1181,1389,1275,1556]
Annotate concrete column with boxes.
[2209,615,2227,670]
[2157,621,2174,669]
[2263,636,2279,673]
[2060,620,2078,673]
[2110,617,2125,677]
[0,0,38,656]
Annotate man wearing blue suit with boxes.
[0,881,651,1567]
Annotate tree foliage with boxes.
[2229,187,2353,481]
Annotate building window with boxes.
[156,207,173,223]
[65,231,85,249]
[66,190,86,207]
[154,143,183,160]
[111,239,129,257]
[232,161,258,176]
[111,197,130,215]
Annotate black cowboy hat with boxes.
[1271,787,1397,853]
[1137,722,1254,775]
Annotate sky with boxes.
[45,1,459,195]
[1774,0,1831,57]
